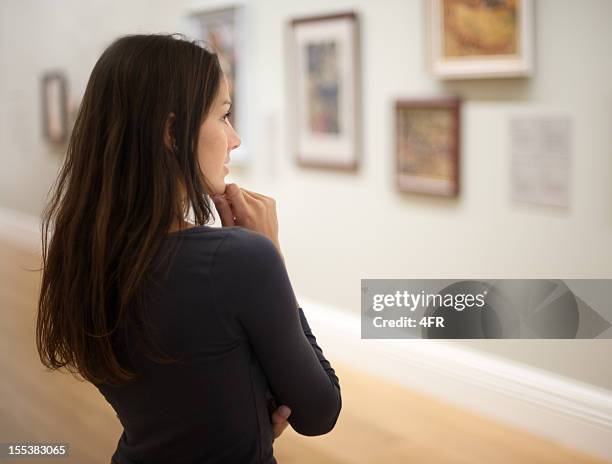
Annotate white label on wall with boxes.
[509,115,572,207]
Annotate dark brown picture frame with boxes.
[289,11,361,171]
[41,71,69,145]
[395,97,460,197]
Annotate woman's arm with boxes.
[212,228,341,436]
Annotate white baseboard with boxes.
[301,298,612,462]
[1,206,611,461]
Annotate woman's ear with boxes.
[163,112,177,152]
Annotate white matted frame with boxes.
[427,0,534,79]
[289,12,361,170]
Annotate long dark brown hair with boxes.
[36,33,222,387]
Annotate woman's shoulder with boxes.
[169,224,278,261]
[215,226,280,263]
[211,227,287,298]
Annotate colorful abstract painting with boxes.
[396,99,460,196]
[307,41,340,134]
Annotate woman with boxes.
[36,33,341,464]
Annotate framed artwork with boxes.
[427,0,534,79]
[41,71,69,145]
[189,5,248,164]
[290,12,361,170]
[396,98,460,197]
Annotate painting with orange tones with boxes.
[428,0,533,78]
[443,0,519,57]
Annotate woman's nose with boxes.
[231,125,241,150]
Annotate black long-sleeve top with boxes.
[95,225,341,464]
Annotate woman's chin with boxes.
[211,179,227,196]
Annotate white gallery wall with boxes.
[1,0,611,390]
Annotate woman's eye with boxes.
[223,111,232,122]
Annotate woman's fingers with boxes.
[224,183,251,226]
[273,420,289,439]
[242,189,276,219]
[211,194,235,226]
[213,183,283,259]
[242,187,274,203]
[271,405,291,439]
[241,189,266,213]
[212,184,262,227]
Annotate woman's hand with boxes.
[271,405,292,440]
[211,183,283,259]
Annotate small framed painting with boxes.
[41,72,69,145]
[396,98,460,197]
[189,5,248,164]
[427,0,534,79]
[290,12,361,170]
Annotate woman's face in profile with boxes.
[197,75,241,195]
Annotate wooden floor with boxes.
[0,239,608,464]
